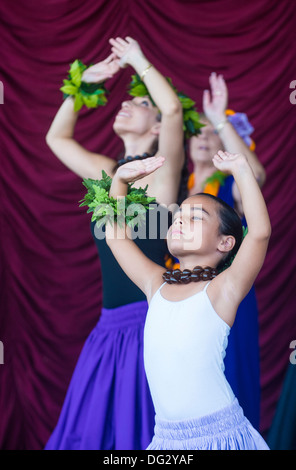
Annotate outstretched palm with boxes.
[212,150,247,173]
[203,72,228,126]
[82,53,120,83]
[117,156,165,184]
[109,36,142,68]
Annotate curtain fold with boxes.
[0,0,295,449]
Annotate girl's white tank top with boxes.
[144,281,235,421]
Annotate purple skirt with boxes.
[45,300,155,450]
[147,399,269,450]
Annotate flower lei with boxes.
[187,170,228,196]
[128,74,204,139]
[79,171,156,229]
[225,109,256,151]
[60,60,108,112]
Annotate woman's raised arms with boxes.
[46,53,121,179]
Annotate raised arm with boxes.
[209,151,271,326]
[110,37,184,205]
[105,156,166,302]
[203,73,266,185]
[46,53,120,179]
[203,73,266,215]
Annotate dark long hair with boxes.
[194,192,243,271]
[177,149,189,206]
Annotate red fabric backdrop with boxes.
[0,0,295,449]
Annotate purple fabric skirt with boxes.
[45,300,155,450]
[147,399,269,450]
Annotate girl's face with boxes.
[167,195,221,258]
[113,96,160,137]
[189,119,223,164]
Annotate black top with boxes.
[91,204,171,309]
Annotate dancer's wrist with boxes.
[60,60,108,112]
[131,55,152,78]
[110,173,128,198]
[230,155,251,180]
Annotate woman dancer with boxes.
[187,73,266,429]
[105,150,270,450]
[45,37,187,450]
[188,72,265,205]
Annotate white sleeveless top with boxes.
[144,281,235,421]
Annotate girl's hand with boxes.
[82,53,120,83]
[116,156,165,184]
[203,72,228,127]
[212,150,248,174]
[109,36,144,68]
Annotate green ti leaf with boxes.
[203,170,228,187]
[69,59,86,88]
[73,93,83,112]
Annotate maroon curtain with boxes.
[0,0,295,449]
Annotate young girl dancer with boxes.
[45,37,186,450]
[187,72,266,429]
[105,150,270,450]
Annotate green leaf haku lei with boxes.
[203,170,228,188]
[60,60,108,112]
[80,171,156,229]
[128,74,204,139]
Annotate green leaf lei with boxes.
[60,60,108,112]
[203,170,228,188]
[128,74,204,139]
[79,171,156,229]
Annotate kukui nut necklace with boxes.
[117,152,152,168]
[163,266,218,284]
